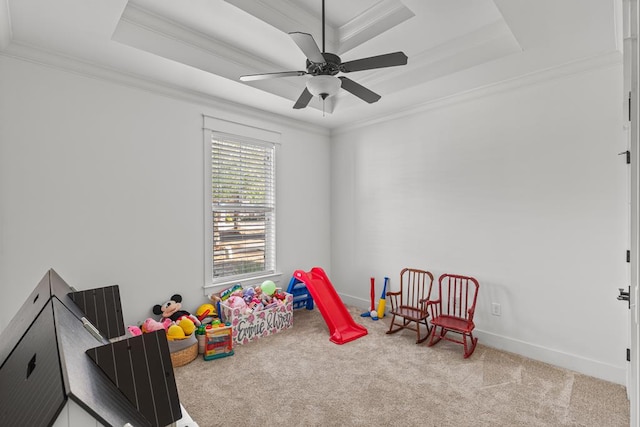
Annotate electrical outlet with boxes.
[491,302,501,316]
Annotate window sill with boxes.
[203,272,284,296]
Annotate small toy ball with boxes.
[261,280,277,296]
[370,310,379,320]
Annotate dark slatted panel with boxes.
[113,339,138,405]
[0,301,66,426]
[130,335,156,424]
[143,332,181,424]
[69,285,125,339]
[87,331,181,427]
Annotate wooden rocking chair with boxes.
[427,273,479,358]
[385,268,434,343]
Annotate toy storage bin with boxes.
[220,293,294,345]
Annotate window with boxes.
[204,118,278,288]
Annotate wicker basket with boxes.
[170,341,198,367]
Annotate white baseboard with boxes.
[339,293,626,385]
[475,330,626,385]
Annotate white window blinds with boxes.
[210,135,276,281]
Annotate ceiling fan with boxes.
[239,0,408,110]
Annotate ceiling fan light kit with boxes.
[306,75,342,99]
[239,0,408,113]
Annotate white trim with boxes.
[203,122,279,290]
[332,50,623,136]
[0,41,329,137]
[475,330,627,385]
[339,293,626,385]
[203,272,283,296]
[203,128,213,294]
[202,116,281,144]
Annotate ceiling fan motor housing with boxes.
[306,52,341,75]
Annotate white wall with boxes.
[331,64,629,383]
[0,51,630,385]
[0,55,331,329]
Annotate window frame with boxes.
[203,117,281,292]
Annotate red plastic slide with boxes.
[293,267,368,345]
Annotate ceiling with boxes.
[0,0,621,130]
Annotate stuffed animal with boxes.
[141,317,172,334]
[242,287,256,304]
[128,325,142,336]
[226,295,246,309]
[152,294,201,336]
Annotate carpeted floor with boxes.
[173,306,629,427]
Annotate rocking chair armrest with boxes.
[424,299,440,316]
[467,307,476,320]
[386,290,400,310]
[424,299,440,306]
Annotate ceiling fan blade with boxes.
[338,77,381,104]
[240,71,306,82]
[293,87,313,109]
[289,32,325,64]
[340,52,408,73]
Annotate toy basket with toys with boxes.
[214,280,293,345]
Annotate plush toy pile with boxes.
[126,281,286,342]
[128,293,209,341]
[213,280,288,315]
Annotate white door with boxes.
[623,1,639,426]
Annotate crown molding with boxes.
[224,0,331,46]
[114,3,315,107]
[336,20,521,105]
[224,0,413,55]
[116,3,274,76]
[0,40,329,137]
[337,0,414,55]
[332,50,623,136]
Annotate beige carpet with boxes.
[174,306,629,427]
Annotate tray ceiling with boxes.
[0,0,621,130]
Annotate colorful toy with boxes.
[128,325,142,336]
[203,323,234,360]
[219,284,242,301]
[261,280,277,296]
[361,277,376,317]
[242,287,256,304]
[142,317,172,333]
[226,295,247,310]
[196,303,216,321]
[176,317,196,336]
[152,294,201,326]
[287,276,314,310]
[293,267,367,345]
[166,324,186,340]
[376,277,389,319]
